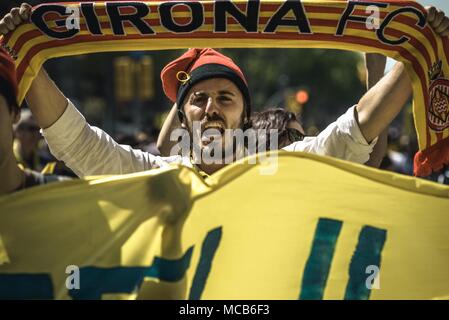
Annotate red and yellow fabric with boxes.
[1,0,449,176]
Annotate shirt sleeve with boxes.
[282,105,378,164]
[41,99,162,177]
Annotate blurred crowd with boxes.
[12,108,160,178]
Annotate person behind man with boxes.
[248,52,388,168]
[250,108,305,150]
[13,108,49,171]
[1,4,449,177]
[0,47,70,195]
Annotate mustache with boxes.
[200,114,227,128]
[203,113,225,123]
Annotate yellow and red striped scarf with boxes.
[2,0,449,176]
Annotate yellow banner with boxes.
[1,151,449,299]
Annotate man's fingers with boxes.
[2,14,16,31]
[0,4,31,36]
[19,3,32,20]
[10,8,23,25]
[0,24,9,35]
[426,6,437,23]
[431,10,445,29]
[426,6,449,37]
[435,17,449,35]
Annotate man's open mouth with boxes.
[201,121,225,144]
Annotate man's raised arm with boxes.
[364,53,388,168]
[356,60,409,144]
[157,103,182,157]
[26,68,69,129]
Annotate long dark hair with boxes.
[251,108,300,149]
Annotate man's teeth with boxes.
[203,122,225,134]
[202,123,224,143]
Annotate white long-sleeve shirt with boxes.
[42,100,377,178]
[283,106,378,163]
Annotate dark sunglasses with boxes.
[286,128,305,142]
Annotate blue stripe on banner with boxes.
[299,218,343,300]
[344,226,387,300]
[0,274,54,299]
[69,246,193,299]
[189,227,223,300]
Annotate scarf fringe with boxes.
[414,136,449,177]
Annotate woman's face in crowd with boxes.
[0,95,17,161]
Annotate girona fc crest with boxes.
[428,61,449,131]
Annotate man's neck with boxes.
[0,152,25,195]
[192,150,238,176]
